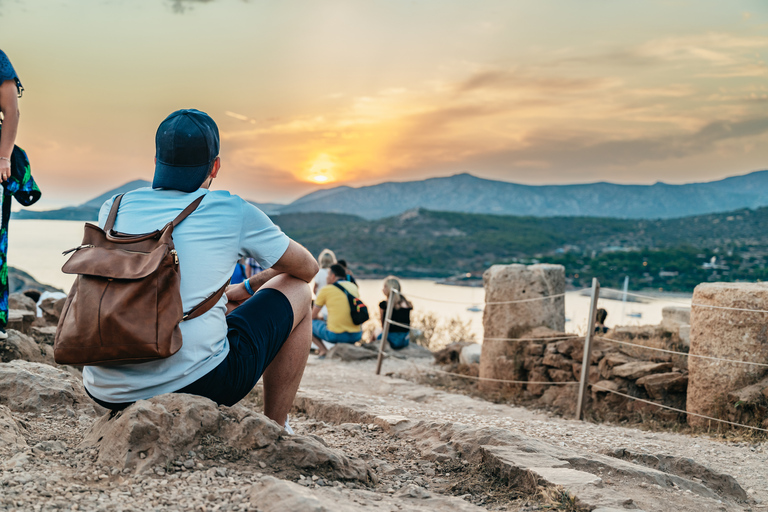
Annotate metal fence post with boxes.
[576,278,600,420]
[376,289,397,375]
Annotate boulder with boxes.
[479,264,565,392]
[30,325,57,346]
[248,476,362,512]
[547,369,574,382]
[81,394,369,481]
[459,343,481,365]
[598,353,636,379]
[526,367,550,396]
[636,372,688,399]
[0,360,102,416]
[39,297,65,325]
[0,405,27,449]
[328,344,377,361]
[0,329,47,363]
[610,362,673,380]
[389,343,433,359]
[687,283,768,427]
[433,342,471,364]
[8,293,36,312]
[7,309,35,334]
[542,351,572,370]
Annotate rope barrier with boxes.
[402,291,572,306]
[383,317,582,344]
[602,287,768,314]
[591,384,768,434]
[596,336,768,368]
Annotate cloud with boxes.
[455,69,613,94]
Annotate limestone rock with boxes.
[0,404,27,449]
[249,476,361,512]
[8,293,36,312]
[547,368,574,382]
[7,309,35,335]
[479,264,565,392]
[39,297,65,325]
[0,360,102,416]
[389,343,433,359]
[598,353,636,379]
[542,351,572,370]
[328,344,377,361]
[526,367,550,396]
[459,343,481,365]
[433,342,470,364]
[636,372,688,399]
[610,362,673,380]
[30,325,57,346]
[82,394,369,481]
[0,329,47,363]
[687,282,768,426]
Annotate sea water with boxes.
[8,220,692,341]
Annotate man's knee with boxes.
[262,274,312,313]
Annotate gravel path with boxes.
[298,356,768,508]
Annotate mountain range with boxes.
[14,170,768,221]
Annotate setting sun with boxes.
[305,153,337,184]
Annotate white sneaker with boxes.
[0,329,7,340]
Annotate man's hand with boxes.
[224,268,280,314]
[0,159,10,182]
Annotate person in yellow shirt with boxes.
[312,264,362,357]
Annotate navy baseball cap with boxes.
[153,109,220,192]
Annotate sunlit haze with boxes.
[1,0,767,209]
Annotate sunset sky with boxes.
[1,0,767,208]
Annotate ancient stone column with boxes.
[478,264,565,392]
[687,283,768,427]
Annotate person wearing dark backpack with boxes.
[312,263,363,357]
[80,109,318,434]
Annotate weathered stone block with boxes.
[661,306,691,332]
[598,353,635,379]
[527,367,550,396]
[8,293,36,312]
[30,326,57,346]
[610,362,673,380]
[636,372,688,399]
[479,264,565,392]
[524,343,545,357]
[687,283,768,427]
[547,369,574,382]
[7,309,35,335]
[542,351,572,370]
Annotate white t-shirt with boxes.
[83,188,290,403]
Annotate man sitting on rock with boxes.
[82,109,318,434]
[312,264,362,357]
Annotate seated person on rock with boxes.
[82,109,318,434]
[311,263,362,357]
[378,276,412,350]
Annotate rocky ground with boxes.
[1,341,766,511]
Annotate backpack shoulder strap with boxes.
[103,194,124,232]
[182,281,229,322]
[105,193,205,233]
[332,282,357,298]
[171,195,205,228]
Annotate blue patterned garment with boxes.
[0,50,37,329]
[0,50,22,96]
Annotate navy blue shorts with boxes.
[87,287,294,410]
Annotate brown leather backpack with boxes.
[54,194,227,366]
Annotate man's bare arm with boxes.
[270,240,319,283]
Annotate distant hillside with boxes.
[279,171,768,220]
[16,179,284,220]
[271,206,768,285]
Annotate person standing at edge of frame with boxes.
[0,49,25,340]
